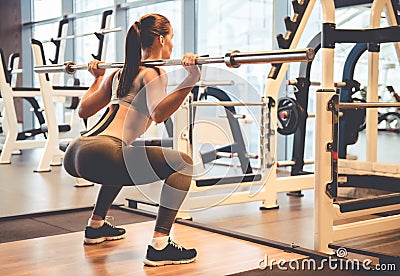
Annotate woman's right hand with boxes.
[87,60,106,78]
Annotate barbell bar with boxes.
[339,102,400,109]
[34,48,315,75]
[287,79,321,87]
[191,102,266,107]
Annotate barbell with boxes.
[34,48,315,75]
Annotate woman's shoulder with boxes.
[141,66,167,84]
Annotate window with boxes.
[32,0,61,21]
[74,0,114,13]
[72,0,116,86]
[31,0,62,86]
[197,0,274,95]
[196,0,274,165]
[32,22,62,65]
[31,23,61,87]
[73,13,117,85]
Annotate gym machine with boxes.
[314,0,400,266]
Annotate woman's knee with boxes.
[179,151,193,165]
[178,151,193,175]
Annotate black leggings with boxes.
[64,135,193,234]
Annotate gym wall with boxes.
[0,0,23,121]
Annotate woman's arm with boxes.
[78,60,117,119]
[145,53,201,123]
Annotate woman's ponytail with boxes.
[117,22,141,98]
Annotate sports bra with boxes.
[110,67,161,118]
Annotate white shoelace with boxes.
[104,216,116,228]
[169,239,183,251]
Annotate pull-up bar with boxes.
[34,48,315,74]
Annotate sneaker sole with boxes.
[143,257,196,267]
[84,233,126,245]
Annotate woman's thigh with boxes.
[123,145,191,185]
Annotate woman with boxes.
[63,14,200,266]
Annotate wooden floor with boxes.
[1,131,400,274]
[0,148,316,249]
[0,221,306,275]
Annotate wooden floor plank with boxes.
[0,221,306,276]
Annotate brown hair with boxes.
[117,14,171,98]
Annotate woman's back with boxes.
[99,67,165,144]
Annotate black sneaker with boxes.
[84,218,126,244]
[143,238,197,266]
